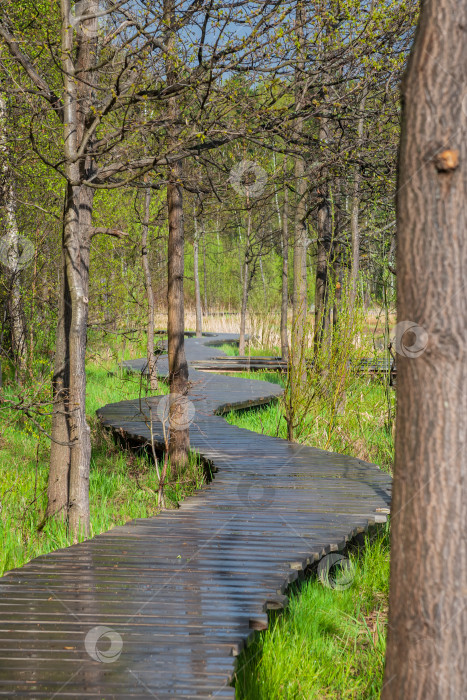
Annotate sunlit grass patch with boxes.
[235,527,390,700]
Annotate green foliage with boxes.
[0,353,204,576]
[235,528,390,699]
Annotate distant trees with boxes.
[0,0,419,533]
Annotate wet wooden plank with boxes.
[0,332,391,697]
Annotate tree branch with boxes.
[0,23,63,120]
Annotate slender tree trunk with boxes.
[66,182,92,538]
[349,101,366,307]
[47,0,96,538]
[193,206,202,337]
[292,3,307,364]
[141,186,158,390]
[238,209,252,356]
[281,185,289,361]
[382,2,467,696]
[202,222,208,312]
[167,158,190,472]
[0,92,27,381]
[259,254,267,308]
[239,256,249,356]
[314,120,332,355]
[314,191,332,353]
[165,0,190,473]
[47,246,71,521]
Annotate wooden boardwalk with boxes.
[0,333,391,698]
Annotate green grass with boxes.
[0,349,204,576]
[224,377,394,471]
[235,527,390,699]
[216,342,281,358]
[217,340,395,471]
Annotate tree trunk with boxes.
[193,205,202,338]
[259,254,267,308]
[382,2,467,697]
[349,102,366,307]
[165,0,190,474]
[47,0,96,538]
[47,246,71,521]
[167,157,190,472]
[202,222,208,312]
[0,92,28,381]
[238,208,252,355]
[314,188,332,354]
[141,185,158,390]
[291,3,307,365]
[280,185,289,361]
[66,182,92,539]
[239,256,249,356]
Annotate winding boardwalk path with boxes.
[0,334,391,699]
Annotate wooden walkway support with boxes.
[0,333,391,698]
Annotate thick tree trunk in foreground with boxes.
[167,157,190,472]
[382,2,467,697]
[281,185,289,361]
[193,207,202,338]
[142,186,158,390]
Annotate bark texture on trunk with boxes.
[167,158,189,472]
[193,206,202,338]
[47,0,97,538]
[165,0,190,472]
[0,92,28,381]
[280,185,289,361]
[382,2,467,697]
[314,188,332,354]
[141,186,158,390]
[238,208,252,356]
[202,223,208,312]
[349,100,366,307]
[291,3,307,364]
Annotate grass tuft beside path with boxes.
[235,528,390,699]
